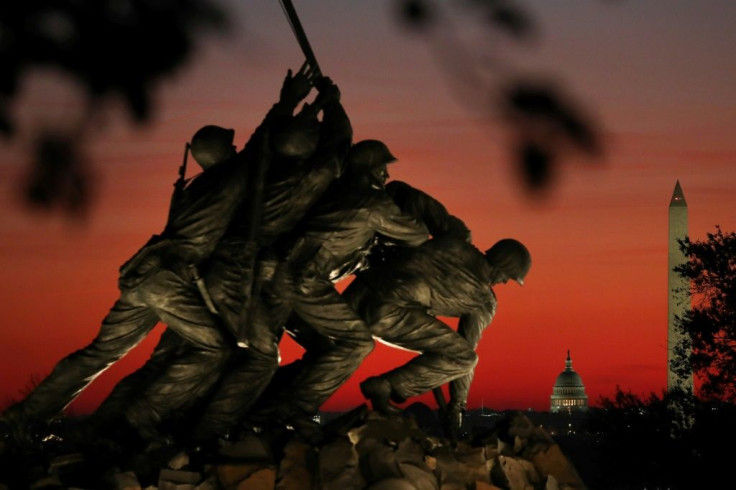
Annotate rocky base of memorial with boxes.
[0,406,586,489]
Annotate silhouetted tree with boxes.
[587,387,732,489]
[672,226,736,402]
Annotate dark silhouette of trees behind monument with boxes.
[588,228,736,487]
[671,226,736,402]
[2,0,602,218]
[586,387,734,489]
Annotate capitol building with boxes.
[549,351,588,413]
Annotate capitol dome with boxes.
[550,350,588,413]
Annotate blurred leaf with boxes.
[127,85,152,122]
[557,108,602,155]
[25,132,91,218]
[1,0,225,215]
[489,3,535,39]
[465,0,535,39]
[0,1,225,123]
[397,0,434,29]
[0,109,12,136]
[518,141,551,189]
[507,83,561,119]
[505,81,602,155]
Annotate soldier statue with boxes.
[0,66,318,448]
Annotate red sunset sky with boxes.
[0,0,734,415]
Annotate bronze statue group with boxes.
[0,65,531,454]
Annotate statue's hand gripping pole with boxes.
[234,1,322,348]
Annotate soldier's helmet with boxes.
[485,239,532,285]
[190,125,236,169]
[272,112,321,159]
[345,140,397,173]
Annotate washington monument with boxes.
[668,180,692,392]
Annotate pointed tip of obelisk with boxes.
[670,180,687,207]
